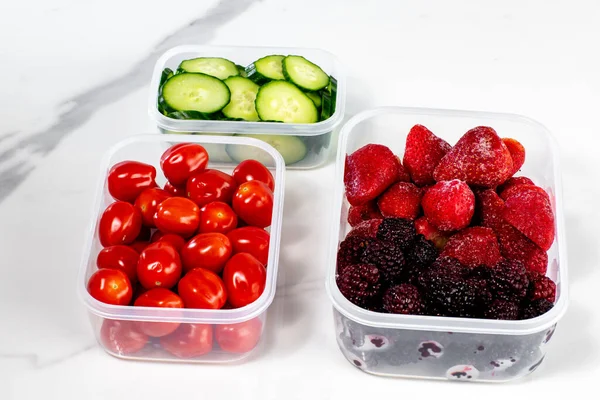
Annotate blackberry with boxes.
[484,299,520,320]
[488,259,529,302]
[359,240,405,284]
[526,272,556,302]
[420,273,490,318]
[336,236,374,275]
[469,265,492,280]
[383,284,424,315]
[336,264,383,309]
[376,218,416,250]
[521,299,554,319]
[406,234,438,269]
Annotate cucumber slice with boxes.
[236,64,248,78]
[178,57,239,80]
[159,68,174,88]
[305,91,322,108]
[246,55,285,84]
[161,73,231,113]
[222,76,260,121]
[166,110,216,120]
[227,134,308,165]
[255,81,318,123]
[320,76,337,121]
[282,55,330,91]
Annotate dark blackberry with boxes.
[469,265,492,280]
[521,299,554,319]
[336,264,383,309]
[336,236,374,275]
[383,284,424,315]
[484,299,520,320]
[406,234,438,269]
[420,273,490,318]
[376,218,416,250]
[526,272,556,302]
[488,259,529,302]
[359,240,405,284]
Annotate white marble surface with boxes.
[1,0,599,398]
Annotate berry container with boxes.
[148,45,347,169]
[326,106,568,382]
[78,134,285,363]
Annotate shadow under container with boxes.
[78,134,285,363]
[326,107,569,382]
[148,45,347,169]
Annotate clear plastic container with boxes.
[148,45,347,169]
[78,134,285,363]
[326,107,569,382]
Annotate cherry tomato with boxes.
[154,197,200,238]
[222,253,266,308]
[232,181,274,228]
[226,227,270,266]
[186,169,235,208]
[137,225,152,241]
[134,288,184,337]
[87,269,132,306]
[99,201,142,247]
[107,161,157,203]
[178,268,227,309]
[160,323,213,358]
[130,241,150,253]
[134,188,171,227]
[232,160,275,191]
[151,231,186,252]
[96,245,139,283]
[181,233,232,274]
[137,242,182,289]
[199,201,238,234]
[164,181,186,197]
[215,318,263,354]
[100,319,148,355]
[160,143,209,186]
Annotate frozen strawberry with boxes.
[502,138,525,176]
[477,189,506,231]
[395,156,412,182]
[441,227,502,268]
[346,219,382,239]
[414,216,450,250]
[499,183,548,202]
[403,124,451,186]
[497,177,534,198]
[503,186,555,251]
[344,144,400,206]
[347,202,382,227]
[421,180,475,231]
[433,126,513,187]
[377,182,422,220]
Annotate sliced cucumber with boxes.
[178,57,239,80]
[166,110,215,120]
[320,76,337,121]
[282,55,329,91]
[305,91,322,108]
[227,134,308,165]
[246,55,285,84]
[159,68,174,88]
[255,81,318,123]
[161,73,230,113]
[222,76,260,121]
[236,64,248,78]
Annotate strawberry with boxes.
[344,144,400,206]
[347,202,382,227]
[497,176,534,198]
[403,124,451,186]
[441,227,502,268]
[346,219,382,239]
[414,216,449,250]
[433,126,513,187]
[395,156,412,183]
[377,182,422,220]
[502,138,526,176]
[421,180,475,231]
[499,183,548,202]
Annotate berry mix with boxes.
[337,124,557,320]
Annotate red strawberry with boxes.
[346,219,382,239]
[377,182,422,220]
[403,124,451,186]
[433,126,513,187]
[414,216,450,250]
[421,180,475,231]
[502,138,526,176]
[503,185,555,251]
[395,156,412,183]
[499,183,548,202]
[497,176,534,198]
[347,202,382,227]
[441,227,502,268]
[344,144,400,206]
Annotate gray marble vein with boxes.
[0,344,95,369]
[0,0,259,203]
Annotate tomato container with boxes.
[325,107,569,382]
[78,134,284,363]
[148,45,346,169]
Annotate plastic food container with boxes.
[326,107,568,382]
[148,45,346,169]
[78,134,285,363]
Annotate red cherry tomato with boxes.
[164,181,186,197]
[232,181,274,228]
[232,160,275,191]
[134,288,184,337]
[96,245,139,283]
[137,242,182,289]
[99,201,142,247]
[107,161,157,203]
[87,269,133,306]
[180,233,232,274]
[186,169,235,208]
[130,241,150,253]
[198,201,238,234]
[153,197,200,238]
[160,143,209,186]
[215,318,263,354]
[226,227,270,266]
[160,323,213,358]
[178,268,227,309]
[222,253,266,308]
[100,319,148,355]
[134,188,171,227]
[151,231,186,252]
